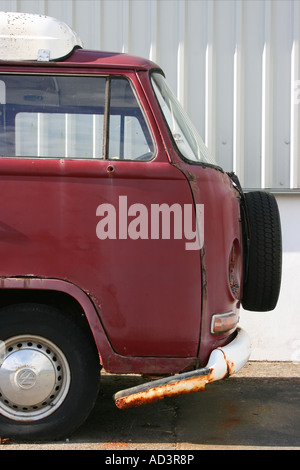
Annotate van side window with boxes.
[108,78,154,160]
[0,75,154,161]
[1,75,106,159]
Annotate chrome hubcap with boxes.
[0,335,71,422]
[15,367,38,390]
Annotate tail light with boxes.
[211,310,239,335]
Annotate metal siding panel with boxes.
[148,0,158,62]
[72,0,101,51]
[102,0,123,52]
[291,0,300,188]
[261,0,273,189]
[272,0,292,189]
[185,0,206,142]
[243,0,264,189]
[233,0,245,185]
[130,0,150,58]
[156,0,178,94]
[205,0,216,159]
[215,0,234,173]
[0,0,299,190]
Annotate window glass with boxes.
[151,73,214,165]
[0,75,106,159]
[0,74,154,161]
[109,78,154,160]
[15,113,103,158]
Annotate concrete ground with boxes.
[1,361,300,451]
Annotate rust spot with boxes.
[106,165,115,175]
[104,442,130,449]
[226,359,235,376]
[113,337,246,410]
[0,437,10,445]
[114,370,214,410]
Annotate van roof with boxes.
[62,49,159,71]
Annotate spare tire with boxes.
[241,191,282,311]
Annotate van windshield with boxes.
[151,73,214,165]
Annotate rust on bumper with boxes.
[113,328,251,410]
[114,367,214,410]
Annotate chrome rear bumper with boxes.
[114,328,251,409]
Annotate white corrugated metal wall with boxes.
[0,0,300,361]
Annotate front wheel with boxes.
[0,303,100,440]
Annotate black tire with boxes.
[241,191,282,311]
[0,303,100,440]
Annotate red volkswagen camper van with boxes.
[0,12,281,440]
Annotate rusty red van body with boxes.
[0,13,281,439]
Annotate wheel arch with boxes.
[0,277,108,365]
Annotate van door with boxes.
[0,72,201,358]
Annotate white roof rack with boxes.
[0,12,83,61]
